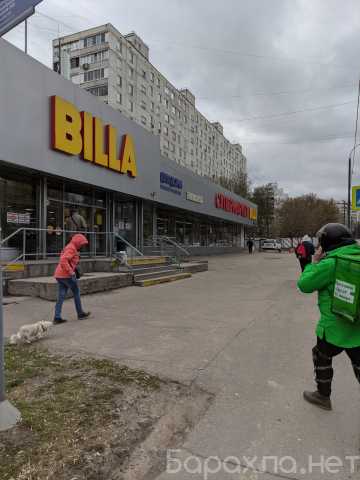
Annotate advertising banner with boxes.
[0,0,43,37]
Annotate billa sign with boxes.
[50,96,137,177]
[215,193,257,220]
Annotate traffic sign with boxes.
[352,186,360,211]
[0,0,43,37]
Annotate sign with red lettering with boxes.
[215,193,257,220]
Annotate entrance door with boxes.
[114,201,137,251]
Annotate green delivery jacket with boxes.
[298,243,360,348]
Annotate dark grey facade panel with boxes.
[0,39,256,226]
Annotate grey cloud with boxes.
[4,0,360,199]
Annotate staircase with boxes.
[127,256,192,287]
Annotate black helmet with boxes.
[316,223,354,252]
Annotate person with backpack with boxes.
[295,235,315,271]
[53,233,91,325]
[298,223,360,410]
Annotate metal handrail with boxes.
[113,233,143,257]
[0,227,144,262]
[160,236,191,256]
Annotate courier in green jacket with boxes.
[298,223,360,411]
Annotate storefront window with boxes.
[0,170,40,259]
[143,202,154,245]
[45,180,108,257]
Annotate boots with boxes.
[303,390,332,411]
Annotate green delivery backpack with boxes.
[332,254,360,323]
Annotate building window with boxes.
[142,69,146,79]
[117,75,122,87]
[84,68,105,82]
[86,84,108,96]
[150,85,154,97]
[128,67,134,78]
[129,50,134,64]
[151,101,155,112]
[141,100,146,110]
[157,77,161,87]
[141,115,147,125]
[170,143,175,153]
[164,140,169,149]
[128,100,134,112]
[128,84,134,96]
[172,131,176,141]
[141,84,147,95]
[117,93,122,104]
[80,50,108,66]
[70,57,79,68]
[164,113,169,123]
[164,126,169,135]
[150,71,155,83]
[84,32,106,48]
[171,106,176,115]
[164,86,170,96]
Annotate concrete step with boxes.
[130,264,176,274]
[134,272,192,287]
[134,268,180,281]
[127,256,169,266]
[8,272,133,301]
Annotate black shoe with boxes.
[303,390,332,411]
[78,311,91,320]
[53,318,67,325]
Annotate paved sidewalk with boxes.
[4,253,360,479]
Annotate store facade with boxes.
[0,39,257,259]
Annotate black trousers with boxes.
[312,336,360,397]
[299,258,311,271]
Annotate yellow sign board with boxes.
[51,96,138,178]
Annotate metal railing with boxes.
[145,235,190,267]
[0,227,143,265]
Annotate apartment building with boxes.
[52,24,247,182]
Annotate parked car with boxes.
[260,239,282,252]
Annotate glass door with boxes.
[114,201,136,252]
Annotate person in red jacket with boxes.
[53,234,91,324]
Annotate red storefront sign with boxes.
[215,193,251,219]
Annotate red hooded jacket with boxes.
[54,234,88,279]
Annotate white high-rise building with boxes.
[53,24,247,181]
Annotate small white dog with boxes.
[9,320,53,345]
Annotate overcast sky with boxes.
[4,0,360,200]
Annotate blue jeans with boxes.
[55,276,84,319]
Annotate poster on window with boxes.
[18,213,31,224]
[7,212,18,223]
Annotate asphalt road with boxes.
[4,252,360,479]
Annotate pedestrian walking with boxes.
[247,238,254,254]
[298,223,360,410]
[295,234,315,271]
[53,234,91,325]
[65,207,87,233]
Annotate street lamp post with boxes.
[0,257,21,431]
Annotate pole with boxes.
[0,267,4,403]
[0,263,21,431]
[25,18,28,54]
[348,155,352,229]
